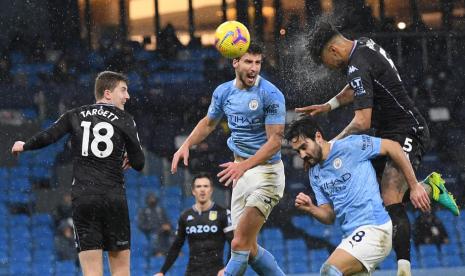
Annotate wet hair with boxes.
[285,116,325,142]
[94,71,128,100]
[307,22,341,64]
[191,172,213,189]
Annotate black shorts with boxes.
[372,126,430,178]
[186,264,223,276]
[72,193,130,252]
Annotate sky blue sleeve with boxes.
[309,171,330,206]
[351,135,382,161]
[207,85,224,120]
[264,88,286,125]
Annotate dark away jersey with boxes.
[23,103,145,196]
[160,203,233,275]
[347,37,427,137]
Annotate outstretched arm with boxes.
[12,112,71,156]
[171,116,220,173]
[332,107,372,141]
[295,84,355,116]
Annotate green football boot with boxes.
[423,172,460,216]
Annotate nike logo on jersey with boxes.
[348,66,358,74]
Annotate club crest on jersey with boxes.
[249,99,259,110]
[350,77,366,96]
[209,211,218,221]
[187,215,194,221]
[333,158,342,169]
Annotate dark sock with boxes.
[386,203,411,261]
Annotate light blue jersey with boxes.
[207,76,286,163]
[309,135,390,237]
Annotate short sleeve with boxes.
[348,57,374,110]
[264,89,286,125]
[349,135,382,161]
[207,85,225,120]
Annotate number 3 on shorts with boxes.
[352,231,366,242]
[403,137,413,153]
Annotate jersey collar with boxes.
[349,40,358,60]
[192,201,215,214]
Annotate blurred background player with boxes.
[286,116,431,275]
[11,71,145,276]
[171,43,286,276]
[297,22,459,276]
[136,192,173,256]
[154,173,233,276]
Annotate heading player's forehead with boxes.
[240,53,262,63]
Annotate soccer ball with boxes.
[214,21,250,59]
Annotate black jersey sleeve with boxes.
[347,55,374,111]
[23,111,71,151]
[124,119,145,171]
[160,215,186,274]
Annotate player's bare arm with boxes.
[379,139,431,212]
[218,123,284,187]
[333,107,372,141]
[295,84,354,115]
[171,116,220,174]
[295,192,335,224]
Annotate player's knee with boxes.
[231,236,251,251]
[320,263,342,276]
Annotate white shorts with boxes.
[337,220,393,273]
[230,160,285,228]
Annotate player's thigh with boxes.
[380,133,425,204]
[108,249,130,276]
[244,161,285,221]
[232,207,266,250]
[102,194,131,251]
[73,195,104,252]
[79,249,103,276]
[335,221,392,274]
[325,248,366,275]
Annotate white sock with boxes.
[397,259,411,276]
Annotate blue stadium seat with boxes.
[31,213,53,227]
[292,216,313,229]
[262,228,283,241]
[10,249,32,263]
[9,214,30,226]
[287,259,309,274]
[309,249,329,264]
[56,260,77,274]
[442,253,463,267]
[285,239,306,252]
[131,256,147,270]
[10,177,31,193]
[440,243,461,256]
[9,262,32,275]
[32,262,54,275]
[30,166,51,179]
[149,256,165,271]
[418,244,440,258]
[421,254,442,268]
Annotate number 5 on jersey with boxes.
[81,121,114,158]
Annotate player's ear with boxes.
[103,89,112,100]
[232,57,240,68]
[314,131,323,143]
